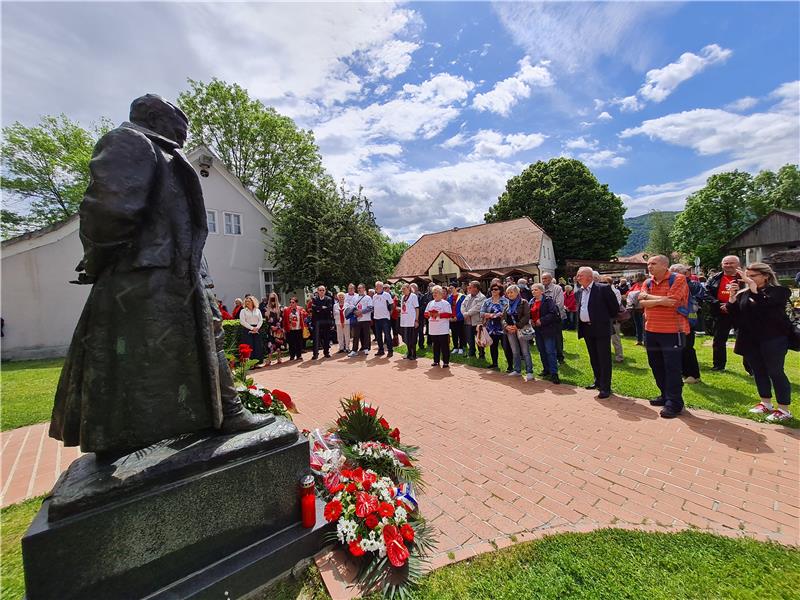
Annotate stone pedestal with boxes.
[22,419,333,599]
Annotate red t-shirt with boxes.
[717,274,736,303]
[530,299,541,323]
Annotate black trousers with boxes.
[555,321,564,361]
[712,312,735,369]
[681,330,701,379]
[450,320,465,349]
[313,319,332,356]
[583,334,612,393]
[502,333,513,371]
[417,318,428,349]
[431,334,450,365]
[240,328,264,361]
[488,333,503,367]
[645,331,685,413]
[352,321,371,352]
[401,326,417,359]
[286,329,303,359]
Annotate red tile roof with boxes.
[393,217,548,278]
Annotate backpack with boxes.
[646,274,698,326]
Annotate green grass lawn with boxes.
[0,359,62,431]
[401,331,800,428]
[411,529,800,600]
[1,497,43,600]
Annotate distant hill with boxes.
[618,211,680,257]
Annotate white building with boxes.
[1,146,281,360]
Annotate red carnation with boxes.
[324,500,343,522]
[363,471,378,488]
[355,492,379,518]
[379,417,390,430]
[238,344,252,360]
[364,407,377,417]
[400,523,415,543]
[351,467,364,483]
[378,502,395,518]
[272,389,294,411]
[349,538,365,557]
[365,513,379,529]
[262,394,273,408]
[346,482,357,494]
[390,428,401,442]
[382,525,410,567]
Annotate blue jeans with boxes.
[374,318,393,353]
[645,331,684,413]
[535,330,558,375]
[744,336,791,405]
[506,331,533,374]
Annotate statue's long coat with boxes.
[50,122,222,453]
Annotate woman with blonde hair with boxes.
[264,292,284,365]
[334,292,352,353]
[239,295,266,368]
[726,262,794,422]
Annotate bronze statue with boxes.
[50,94,268,457]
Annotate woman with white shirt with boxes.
[334,292,352,353]
[424,285,453,368]
[399,283,420,360]
[239,295,266,368]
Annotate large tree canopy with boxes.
[270,179,387,291]
[1,115,111,238]
[671,171,753,268]
[177,78,324,213]
[645,210,676,257]
[671,165,799,267]
[485,158,629,263]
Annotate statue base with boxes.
[21,419,333,599]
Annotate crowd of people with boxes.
[219,254,796,423]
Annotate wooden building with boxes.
[390,217,557,288]
[725,209,800,277]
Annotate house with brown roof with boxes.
[724,209,800,277]
[391,217,557,287]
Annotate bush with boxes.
[223,320,240,353]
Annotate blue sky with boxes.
[2,2,798,242]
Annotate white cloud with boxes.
[373,84,391,96]
[724,96,759,112]
[638,44,732,103]
[314,73,475,174]
[564,136,598,150]
[441,132,469,149]
[469,130,547,159]
[597,111,613,121]
[357,40,421,79]
[578,149,626,169]
[493,2,676,72]
[621,81,800,213]
[593,99,605,110]
[610,95,644,112]
[472,55,554,116]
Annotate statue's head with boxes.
[129,94,188,147]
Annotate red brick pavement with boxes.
[3,354,797,586]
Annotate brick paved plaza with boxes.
[3,354,798,565]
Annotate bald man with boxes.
[704,255,741,371]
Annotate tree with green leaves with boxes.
[671,170,754,267]
[485,157,629,263]
[380,236,410,279]
[177,78,323,213]
[749,164,800,218]
[269,178,387,291]
[645,210,676,257]
[1,115,111,238]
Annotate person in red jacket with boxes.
[563,285,577,330]
[218,300,233,320]
[282,297,307,360]
[231,298,244,319]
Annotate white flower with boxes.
[395,507,408,522]
[235,385,246,392]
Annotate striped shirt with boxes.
[644,273,689,334]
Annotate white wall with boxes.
[193,158,275,308]
[539,236,558,273]
[1,222,89,359]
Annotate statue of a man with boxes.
[50,94,269,457]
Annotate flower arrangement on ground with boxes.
[234,344,297,420]
[310,393,436,598]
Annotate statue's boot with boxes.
[221,409,274,434]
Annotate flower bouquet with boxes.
[323,467,435,599]
[234,344,297,420]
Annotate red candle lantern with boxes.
[300,475,316,528]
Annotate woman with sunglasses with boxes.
[480,283,508,369]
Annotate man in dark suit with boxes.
[575,267,620,398]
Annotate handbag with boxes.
[517,323,535,341]
[476,324,493,348]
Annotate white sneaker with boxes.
[525,374,534,382]
[683,376,699,384]
[347,351,357,357]
[749,402,773,414]
[766,409,792,422]
[363,350,369,355]
[507,371,521,377]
